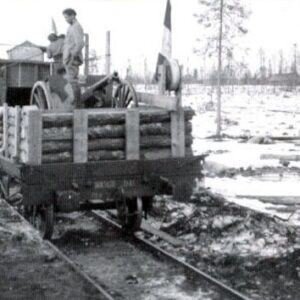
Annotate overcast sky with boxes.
[1,0,300,75]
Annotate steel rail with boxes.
[92,210,252,300]
[44,240,115,300]
[4,200,115,300]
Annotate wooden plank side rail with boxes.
[73,110,88,163]
[126,109,140,160]
[136,92,179,112]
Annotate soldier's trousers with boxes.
[64,63,82,108]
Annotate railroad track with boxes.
[47,210,252,300]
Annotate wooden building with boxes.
[0,59,50,105]
[7,41,44,62]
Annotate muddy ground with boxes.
[1,177,299,299]
[0,199,108,300]
[148,167,300,300]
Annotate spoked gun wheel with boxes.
[30,81,51,109]
[113,81,138,108]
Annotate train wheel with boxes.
[30,81,51,109]
[116,195,143,232]
[31,204,54,240]
[112,81,138,108]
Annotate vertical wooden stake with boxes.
[158,64,166,95]
[73,110,88,163]
[171,107,185,157]
[18,64,22,87]
[126,109,140,160]
[171,71,185,157]
[27,108,42,164]
[14,106,21,161]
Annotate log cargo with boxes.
[42,121,193,141]
[42,147,193,164]
[42,135,193,153]
[3,105,197,164]
[42,107,195,128]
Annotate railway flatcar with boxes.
[0,57,205,239]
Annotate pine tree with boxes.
[194,0,250,138]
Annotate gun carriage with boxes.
[0,58,205,239]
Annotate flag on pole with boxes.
[154,0,172,81]
[51,17,58,35]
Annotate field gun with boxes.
[29,71,138,111]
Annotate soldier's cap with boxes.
[48,33,58,41]
[63,8,77,16]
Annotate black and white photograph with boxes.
[0,0,299,299]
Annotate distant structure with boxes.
[7,41,44,61]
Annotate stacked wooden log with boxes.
[41,108,195,163]
[0,106,196,164]
[7,106,22,160]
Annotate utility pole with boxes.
[216,0,224,138]
[84,33,89,76]
[105,31,111,75]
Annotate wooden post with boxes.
[125,109,140,160]
[18,64,22,87]
[171,107,185,157]
[26,108,42,164]
[105,31,111,75]
[14,106,21,161]
[158,64,166,95]
[171,67,185,157]
[84,33,89,76]
[73,110,88,163]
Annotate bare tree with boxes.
[268,59,273,78]
[258,48,267,83]
[291,43,298,75]
[88,49,99,75]
[194,0,250,138]
[278,50,284,75]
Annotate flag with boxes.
[51,17,58,35]
[154,0,172,81]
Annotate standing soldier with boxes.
[62,8,85,108]
[46,33,64,74]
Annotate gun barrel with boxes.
[81,71,119,102]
